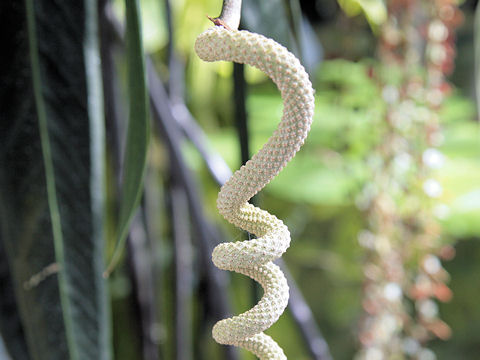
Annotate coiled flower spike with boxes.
[195,23,315,359]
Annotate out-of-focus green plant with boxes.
[196,59,384,206]
[437,95,480,238]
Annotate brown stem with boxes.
[208,0,242,31]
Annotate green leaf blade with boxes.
[0,0,110,359]
[104,0,150,276]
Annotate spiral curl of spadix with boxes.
[195,26,315,360]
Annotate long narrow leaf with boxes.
[0,0,110,359]
[104,0,150,277]
[0,4,32,359]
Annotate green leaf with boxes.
[104,0,150,276]
[0,1,110,359]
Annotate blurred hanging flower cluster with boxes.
[355,0,463,359]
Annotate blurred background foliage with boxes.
[123,0,479,358]
[1,0,480,359]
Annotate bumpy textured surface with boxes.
[195,27,315,359]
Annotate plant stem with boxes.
[218,0,242,31]
[170,185,193,360]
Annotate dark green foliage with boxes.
[0,0,109,359]
[0,241,30,360]
[432,239,480,359]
